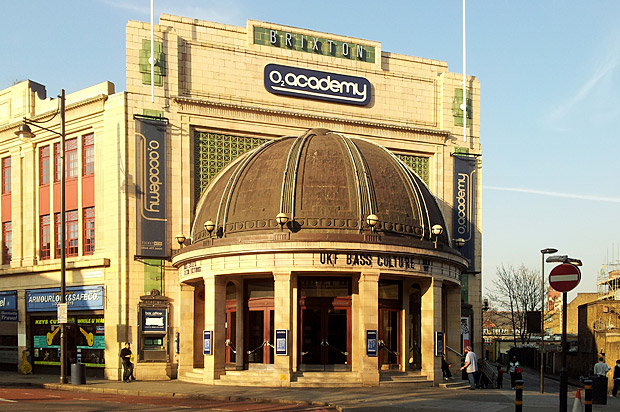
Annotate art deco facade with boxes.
[0,14,482,386]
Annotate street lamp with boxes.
[16,89,67,384]
[539,247,558,393]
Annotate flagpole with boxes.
[462,0,467,143]
[151,0,155,103]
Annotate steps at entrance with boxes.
[291,371,362,387]
[379,371,433,387]
[216,370,282,387]
[439,379,471,389]
[182,368,204,384]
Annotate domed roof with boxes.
[192,128,451,248]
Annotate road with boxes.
[0,387,337,412]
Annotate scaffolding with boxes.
[597,262,620,301]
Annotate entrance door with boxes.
[246,308,274,367]
[300,307,350,371]
[379,308,401,370]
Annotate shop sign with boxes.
[0,310,18,322]
[318,252,432,273]
[453,155,477,272]
[26,286,104,312]
[0,290,17,309]
[264,64,371,106]
[135,117,168,259]
[141,308,167,332]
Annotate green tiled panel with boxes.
[194,132,268,204]
[254,26,375,63]
[140,39,166,85]
[396,154,429,185]
[453,88,473,126]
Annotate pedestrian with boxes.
[508,356,522,389]
[612,359,620,398]
[460,346,478,390]
[593,356,611,377]
[120,342,134,383]
[496,365,504,388]
[441,354,453,380]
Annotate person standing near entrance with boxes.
[120,342,134,383]
[460,346,478,390]
[593,357,611,376]
[612,359,620,397]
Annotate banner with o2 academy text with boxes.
[452,155,477,272]
[135,117,168,258]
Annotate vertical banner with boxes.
[461,316,470,350]
[135,117,168,258]
[453,155,477,272]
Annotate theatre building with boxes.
[0,13,481,385]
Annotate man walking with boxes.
[460,346,478,390]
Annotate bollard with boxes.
[584,380,592,412]
[515,379,524,412]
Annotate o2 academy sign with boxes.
[264,64,371,106]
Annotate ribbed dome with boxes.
[191,128,450,248]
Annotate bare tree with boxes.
[488,264,542,345]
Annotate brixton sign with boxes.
[264,64,371,106]
[549,263,581,293]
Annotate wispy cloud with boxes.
[546,51,620,129]
[484,186,620,203]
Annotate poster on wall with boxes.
[135,117,168,258]
[452,155,477,272]
[461,316,470,350]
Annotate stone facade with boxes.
[0,13,482,385]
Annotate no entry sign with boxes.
[549,263,581,292]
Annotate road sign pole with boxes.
[559,291,568,412]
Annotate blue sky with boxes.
[3,1,619,301]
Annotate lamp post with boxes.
[16,89,67,384]
[539,247,558,393]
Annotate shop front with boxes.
[0,290,18,371]
[25,285,105,377]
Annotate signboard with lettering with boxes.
[264,64,371,106]
[253,26,376,64]
[203,330,212,355]
[141,308,167,333]
[366,330,378,357]
[275,329,288,356]
[452,155,477,272]
[26,286,105,312]
[135,117,168,258]
[0,291,18,322]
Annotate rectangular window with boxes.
[54,138,78,181]
[2,157,11,194]
[40,146,50,185]
[83,207,95,255]
[55,210,79,257]
[2,222,11,264]
[83,133,94,176]
[40,215,50,260]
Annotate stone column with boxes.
[234,279,244,371]
[273,271,292,386]
[177,283,194,377]
[203,273,226,383]
[358,270,379,386]
[421,277,442,384]
[445,283,462,369]
[402,279,414,372]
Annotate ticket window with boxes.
[141,334,167,361]
[139,306,169,362]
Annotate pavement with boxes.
[1,368,619,411]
